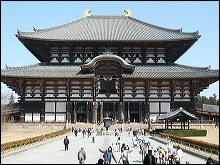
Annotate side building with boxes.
[1,10,219,123]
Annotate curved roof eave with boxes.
[15,15,200,42]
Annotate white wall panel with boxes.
[56,102,66,112]
[25,113,32,122]
[150,102,159,113]
[45,102,55,112]
[33,113,40,122]
[161,102,170,113]
[45,113,55,122]
[56,113,66,122]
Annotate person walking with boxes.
[206,157,214,164]
[91,131,96,143]
[166,140,173,156]
[82,128,86,138]
[118,145,129,164]
[99,146,117,164]
[63,136,69,151]
[143,149,156,164]
[176,145,183,164]
[78,147,86,164]
[116,137,122,152]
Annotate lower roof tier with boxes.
[1,62,219,79]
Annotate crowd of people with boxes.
[64,127,215,164]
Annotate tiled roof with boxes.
[158,107,197,120]
[195,103,219,113]
[16,15,200,42]
[1,62,218,79]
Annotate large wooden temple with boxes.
[1,10,219,123]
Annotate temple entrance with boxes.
[77,113,86,122]
[103,102,114,118]
[130,113,139,123]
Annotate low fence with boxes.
[151,123,216,130]
[2,123,217,131]
[2,123,66,131]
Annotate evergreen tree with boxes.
[8,93,15,106]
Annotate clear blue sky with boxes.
[1,1,219,101]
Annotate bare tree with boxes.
[1,90,13,131]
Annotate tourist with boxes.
[118,145,129,164]
[153,148,159,164]
[63,136,69,151]
[82,128,86,138]
[166,140,173,156]
[74,129,78,137]
[143,149,156,164]
[176,145,183,164]
[123,144,133,164]
[96,158,104,164]
[78,147,86,164]
[206,157,214,164]
[116,137,122,152]
[91,131,96,143]
[99,146,117,164]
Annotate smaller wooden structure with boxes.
[158,107,197,130]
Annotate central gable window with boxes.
[99,75,117,94]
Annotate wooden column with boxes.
[66,79,71,123]
[100,102,103,122]
[39,79,45,123]
[113,102,116,120]
[86,102,89,123]
[92,102,98,123]
[127,102,130,123]
[170,80,175,109]
[73,102,77,123]
[139,102,142,123]
[119,102,125,123]
[188,120,190,130]
[190,80,196,113]
[18,78,25,123]
[144,80,150,119]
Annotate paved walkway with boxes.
[1,131,208,164]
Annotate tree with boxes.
[1,91,13,131]
[196,93,219,105]
[8,93,15,107]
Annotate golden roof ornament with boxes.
[124,9,131,16]
[84,9,92,17]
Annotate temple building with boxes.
[1,9,219,123]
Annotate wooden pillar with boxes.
[113,102,116,120]
[18,79,25,123]
[127,102,130,123]
[73,102,77,123]
[39,79,45,123]
[86,102,89,123]
[171,121,172,130]
[188,120,190,130]
[180,121,182,130]
[139,102,142,123]
[183,121,185,130]
[190,80,196,113]
[144,80,150,119]
[170,80,175,109]
[100,102,103,122]
[92,102,98,123]
[119,102,125,123]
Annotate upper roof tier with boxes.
[16,15,200,42]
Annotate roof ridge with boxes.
[128,17,200,36]
[174,63,211,70]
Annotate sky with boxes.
[1,1,219,101]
